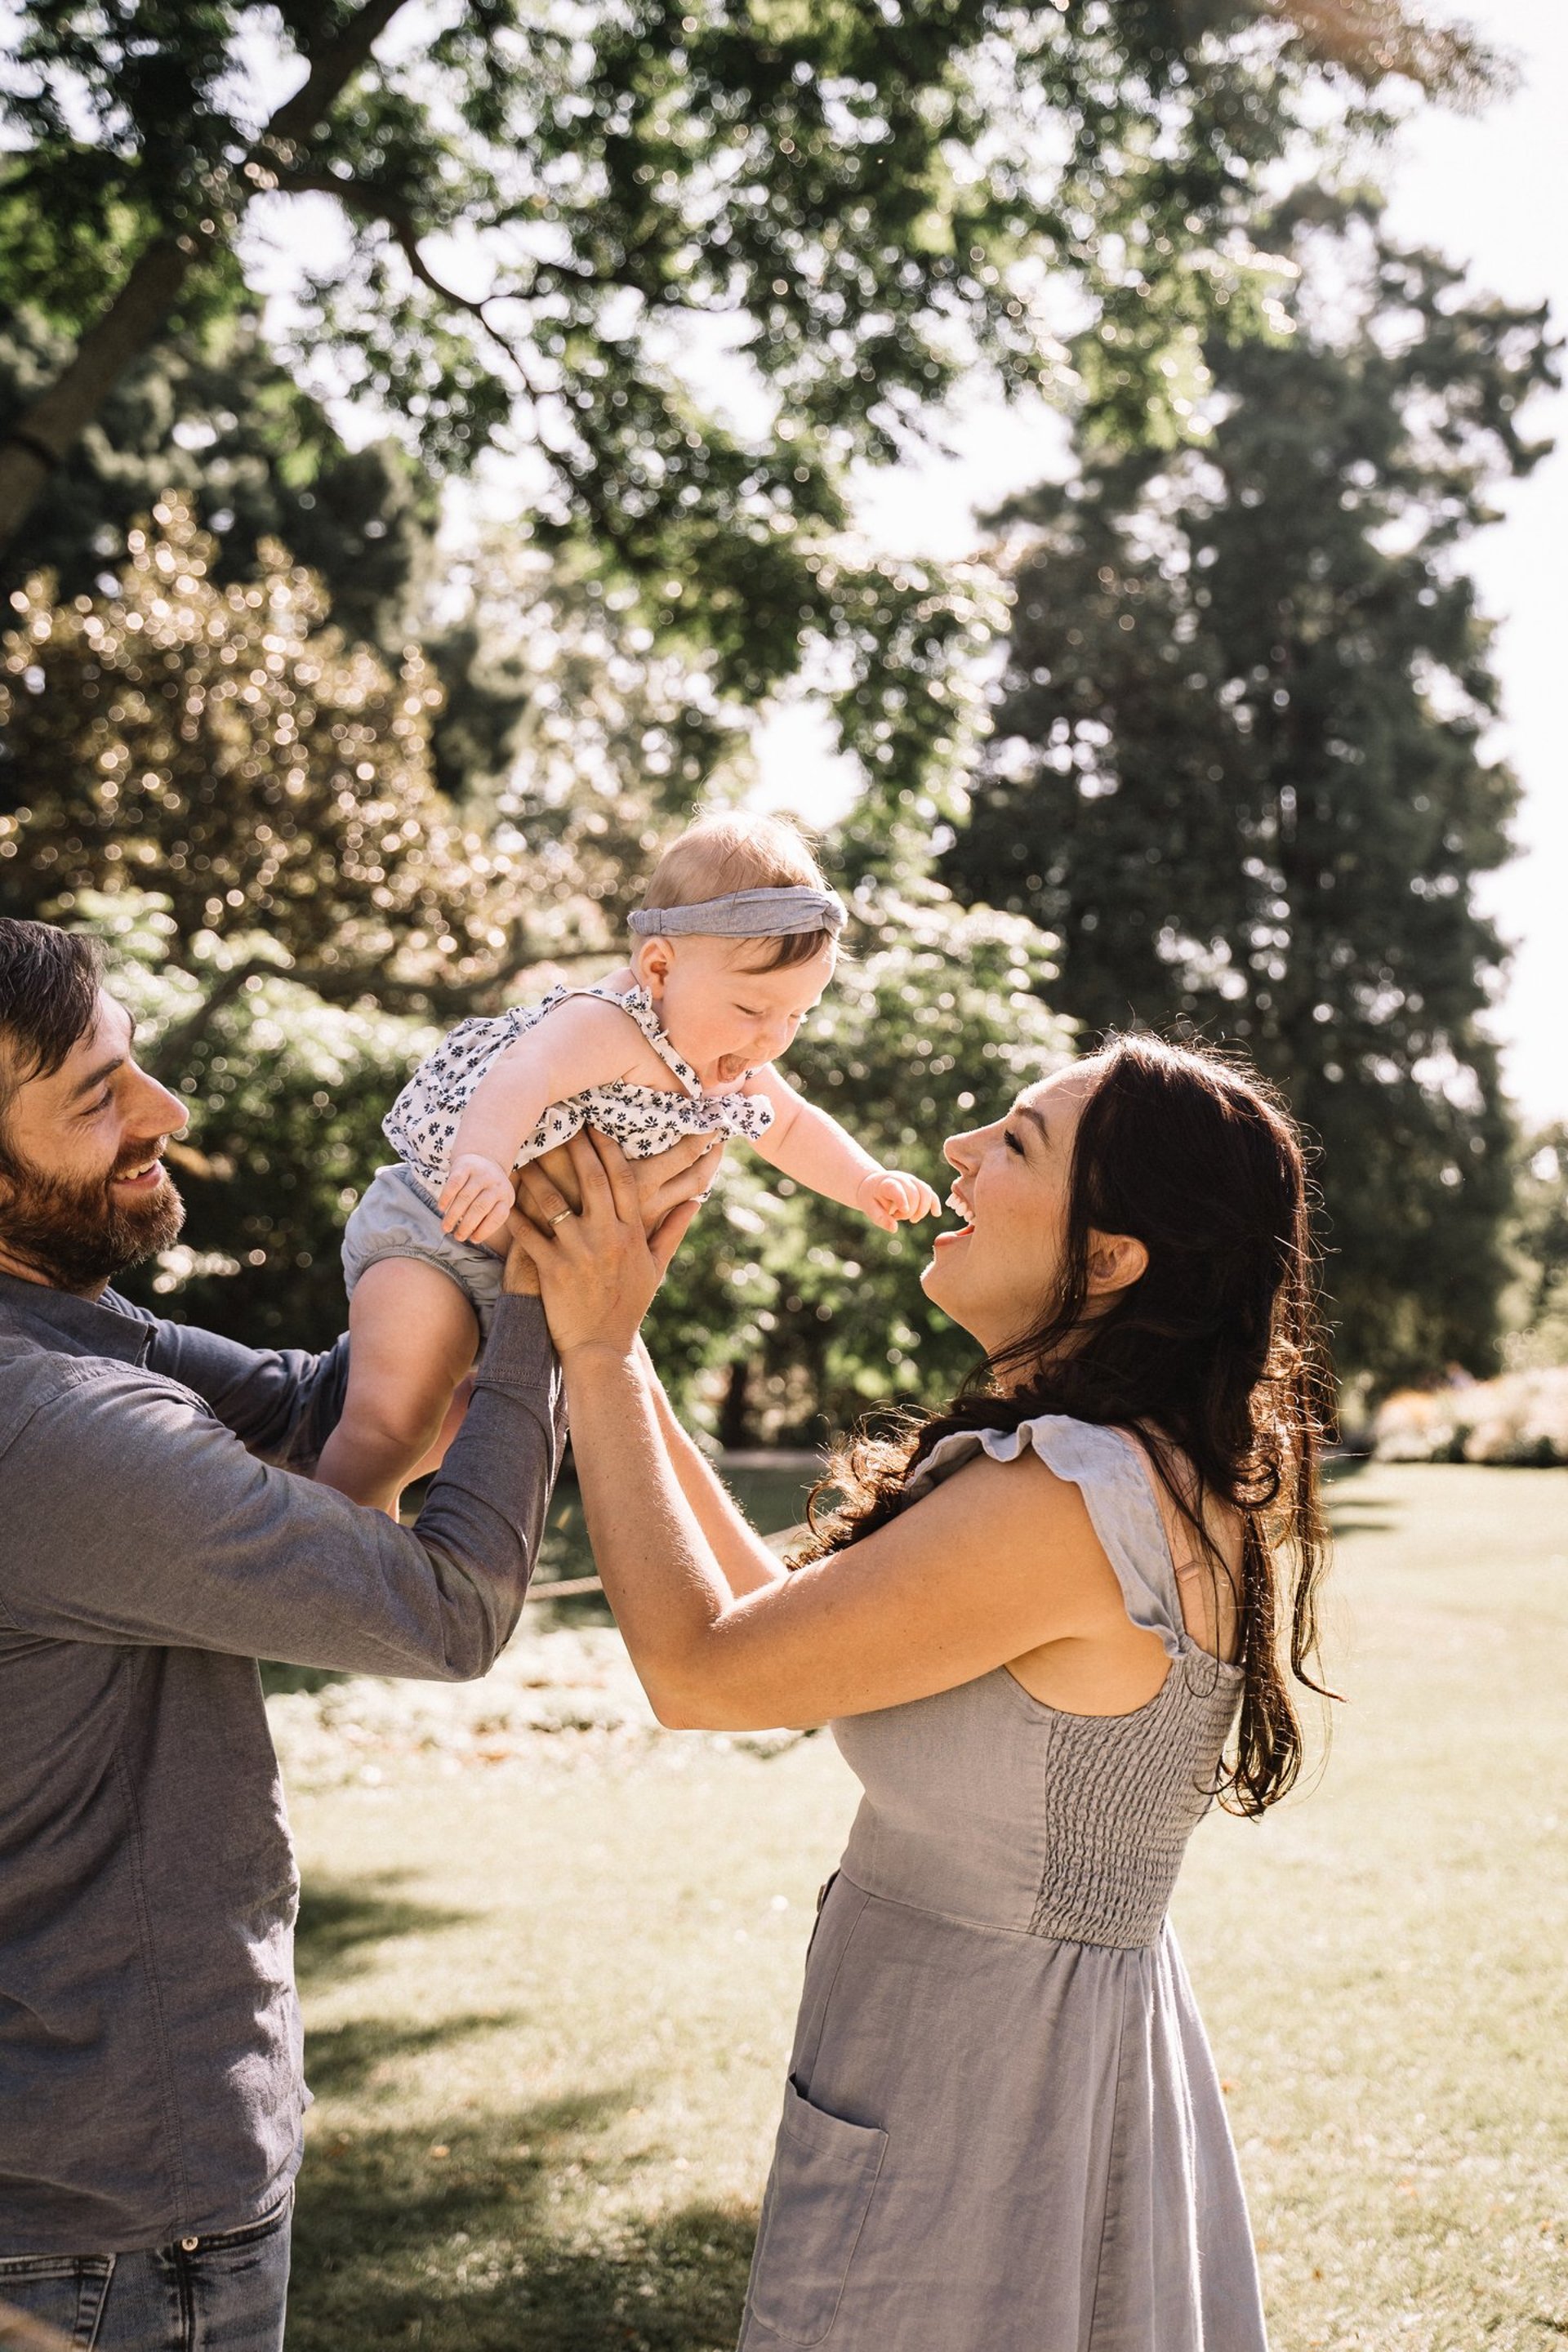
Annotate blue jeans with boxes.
[0,2189,291,2351]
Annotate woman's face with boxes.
[922,1062,1103,1357]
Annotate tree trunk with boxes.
[0,0,415,558]
[718,1357,754,1451]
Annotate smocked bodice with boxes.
[831,1416,1244,1950]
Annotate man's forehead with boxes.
[38,991,133,1092]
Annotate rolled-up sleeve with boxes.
[0,1297,564,1682]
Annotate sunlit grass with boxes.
[284,1463,1568,2350]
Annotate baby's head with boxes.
[629,813,843,1089]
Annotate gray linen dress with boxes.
[737,1414,1269,2352]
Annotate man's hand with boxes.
[440,1153,516,1245]
[502,1131,722,1296]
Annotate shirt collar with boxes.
[0,1268,154,1365]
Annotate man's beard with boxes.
[0,1147,186,1293]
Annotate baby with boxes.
[316,814,941,1509]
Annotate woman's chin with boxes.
[918,1250,970,1327]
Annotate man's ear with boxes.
[1085,1228,1148,1297]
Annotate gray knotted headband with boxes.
[627,886,847,939]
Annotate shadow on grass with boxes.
[296,1875,474,1989]
[289,2095,755,2352]
[1322,1459,1406,1542]
[305,2014,527,2102]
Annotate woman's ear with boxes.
[1085,1229,1148,1297]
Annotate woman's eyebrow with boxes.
[1015,1104,1049,1147]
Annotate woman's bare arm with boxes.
[562,1341,1128,1727]
[635,1339,789,1599]
[510,1129,1133,1730]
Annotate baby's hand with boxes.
[856,1168,944,1233]
[440,1154,517,1246]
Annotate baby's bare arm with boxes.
[450,998,645,1171]
[440,999,647,1243]
[746,1066,883,1207]
[746,1068,942,1232]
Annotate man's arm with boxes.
[0,1297,563,1682]
[126,1302,351,1472]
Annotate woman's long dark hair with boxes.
[799,1032,1336,1816]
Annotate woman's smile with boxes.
[931,1184,974,1247]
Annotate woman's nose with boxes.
[943,1126,982,1174]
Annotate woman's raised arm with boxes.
[637,1339,787,1600]
[513,1132,1134,1730]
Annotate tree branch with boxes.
[0,0,416,555]
[274,169,546,394]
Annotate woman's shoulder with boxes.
[901,1413,1200,1656]
[902,1411,1144,1503]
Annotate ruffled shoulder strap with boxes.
[902,1414,1188,1659]
[553,983,702,1100]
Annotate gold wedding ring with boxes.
[547,1207,573,1226]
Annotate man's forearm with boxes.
[3,1298,566,1683]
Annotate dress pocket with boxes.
[746,2077,888,2346]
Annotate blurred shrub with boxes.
[1373,1370,1568,1468]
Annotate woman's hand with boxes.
[507,1129,717,1350]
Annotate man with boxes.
[0,920,711,2350]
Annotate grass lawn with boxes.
[283,1463,1568,2351]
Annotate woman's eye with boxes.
[1004,1129,1025,1156]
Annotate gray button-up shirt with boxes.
[0,1271,564,2256]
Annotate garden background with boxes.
[1,1,1565,2345]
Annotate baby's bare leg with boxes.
[315,1257,480,1515]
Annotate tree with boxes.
[944,197,1557,1387]
[0,0,1492,803]
[0,311,542,800]
[0,499,528,1036]
[1507,1125,1568,1370]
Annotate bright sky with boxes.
[762,0,1568,1127]
[1382,0,1568,1127]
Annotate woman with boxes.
[515,1034,1331,2352]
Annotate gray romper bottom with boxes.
[738,1414,1271,2352]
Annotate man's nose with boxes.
[131,1068,188,1134]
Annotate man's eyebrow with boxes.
[65,1054,126,1103]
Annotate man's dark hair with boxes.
[0,920,104,1143]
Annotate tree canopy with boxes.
[0,0,1493,795]
[945,195,1557,1386]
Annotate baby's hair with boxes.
[642,812,836,970]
